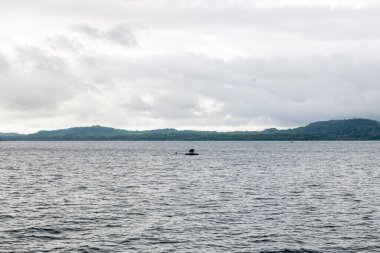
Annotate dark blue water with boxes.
[1,141,380,252]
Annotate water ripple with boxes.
[1,141,380,252]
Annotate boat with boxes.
[185,149,199,155]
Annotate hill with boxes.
[26,126,128,140]
[287,119,380,140]
[0,132,23,138]
[1,118,380,141]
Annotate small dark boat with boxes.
[185,149,199,155]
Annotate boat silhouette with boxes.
[185,149,199,155]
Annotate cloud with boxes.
[0,46,85,111]
[67,51,380,127]
[47,35,84,52]
[125,95,153,112]
[0,52,8,72]
[1,0,380,132]
[3,47,380,130]
[74,23,137,47]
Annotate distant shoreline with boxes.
[1,118,380,141]
[0,139,380,143]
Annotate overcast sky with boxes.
[1,0,380,133]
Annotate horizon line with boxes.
[0,118,376,135]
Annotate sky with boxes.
[1,0,380,133]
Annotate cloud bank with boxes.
[1,0,380,133]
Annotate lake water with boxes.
[1,141,380,252]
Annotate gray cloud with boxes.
[1,0,380,132]
[2,45,380,130]
[75,52,380,127]
[75,23,137,47]
[0,52,8,72]
[0,47,85,111]
[125,95,153,112]
[47,35,84,52]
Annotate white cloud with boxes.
[0,0,380,133]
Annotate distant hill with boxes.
[0,132,23,138]
[287,119,380,140]
[27,126,128,140]
[1,118,380,141]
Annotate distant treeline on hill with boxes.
[1,119,380,141]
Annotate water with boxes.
[1,141,380,252]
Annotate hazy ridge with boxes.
[1,119,380,141]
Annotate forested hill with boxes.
[288,119,380,139]
[1,119,380,141]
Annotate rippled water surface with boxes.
[1,141,380,252]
